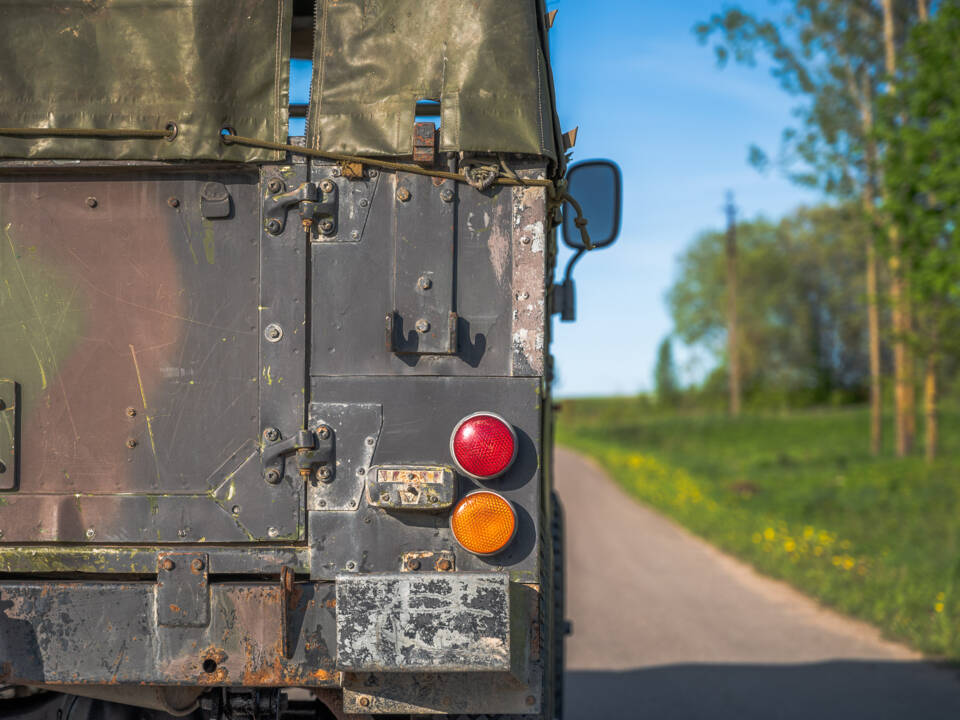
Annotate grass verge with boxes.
[557,399,960,658]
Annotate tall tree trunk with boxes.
[881,0,914,457]
[861,189,883,456]
[918,0,929,22]
[924,349,937,463]
[725,193,741,417]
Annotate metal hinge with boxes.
[264,180,338,236]
[261,426,334,485]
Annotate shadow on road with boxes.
[566,661,960,719]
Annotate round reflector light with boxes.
[450,412,518,480]
[450,491,518,556]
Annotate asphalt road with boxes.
[554,446,960,719]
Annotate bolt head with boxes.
[437,558,452,571]
[415,318,430,333]
[407,559,421,571]
[396,187,411,202]
[365,436,375,446]
[126,407,137,417]
[266,219,282,234]
[319,219,335,234]
[231,505,241,515]
[264,469,282,485]
[317,465,333,482]
[368,169,378,178]
[346,561,356,570]
[359,697,370,708]
[319,179,335,193]
[85,196,98,208]
[359,198,369,208]
[267,179,284,194]
[161,558,175,571]
[440,188,454,202]
[191,558,204,572]
[526,695,537,706]
[350,230,360,239]
[418,276,432,290]
[267,526,279,538]
[85,528,95,539]
[167,196,180,208]
[380,492,391,502]
[520,235,532,244]
[317,425,331,440]
[264,324,283,342]
[263,427,280,442]
[126,438,138,449]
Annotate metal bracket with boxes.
[0,380,18,490]
[310,162,380,243]
[387,174,459,355]
[261,427,334,484]
[156,552,209,628]
[200,181,232,219]
[307,403,382,512]
[264,181,337,236]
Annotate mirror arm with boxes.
[551,249,586,323]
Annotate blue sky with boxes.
[290,1,820,396]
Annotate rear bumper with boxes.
[0,572,542,714]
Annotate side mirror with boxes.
[553,160,623,322]
[561,160,622,250]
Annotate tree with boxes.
[695,1,925,454]
[654,337,681,407]
[879,1,960,461]
[669,205,872,407]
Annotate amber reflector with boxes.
[450,491,518,556]
[450,412,517,479]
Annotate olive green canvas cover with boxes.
[307,0,562,162]
[0,0,292,162]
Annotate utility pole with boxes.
[725,192,741,417]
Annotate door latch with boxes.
[261,426,334,484]
[264,181,337,236]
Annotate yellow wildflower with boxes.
[764,528,776,541]
[784,540,796,553]
[935,603,945,613]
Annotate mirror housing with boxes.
[561,160,622,250]
[553,159,623,322]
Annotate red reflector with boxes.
[450,412,518,480]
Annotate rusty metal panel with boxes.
[0,169,307,543]
[310,162,548,376]
[365,465,456,511]
[156,552,209,628]
[0,581,340,687]
[335,573,511,672]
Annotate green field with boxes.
[556,400,960,658]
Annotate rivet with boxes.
[267,178,284,194]
[264,324,283,342]
[418,276,432,290]
[437,558,452,572]
[368,169,378,178]
[350,230,360,239]
[126,438,138,449]
[359,198,369,208]
[440,188,454,203]
[356,467,366,476]
[191,558,204,572]
[350,500,357,508]
[167,197,180,208]
[365,436,375,446]
[231,505,241,515]
[263,427,280,442]
[415,318,430,333]
[407,559,421,571]
[319,500,327,507]
[521,235,532,245]
[126,407,137,417]
[380,492,391,502]
[266,219,283,234]
[396,187,411,202]
[346,561,356,570]
[358,697,370,708]
[428,495,439,504]
[85,196,98,208]
[519,291,530,300]
[267,526,279,538]
[526,695,536,706]
[85,528,95,540]
[161,558,175,571]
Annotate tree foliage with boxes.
[668,204,871,405]
[654,337,681,406]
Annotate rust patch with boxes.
[510,183,548,375]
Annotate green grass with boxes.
[557,400,960,658]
